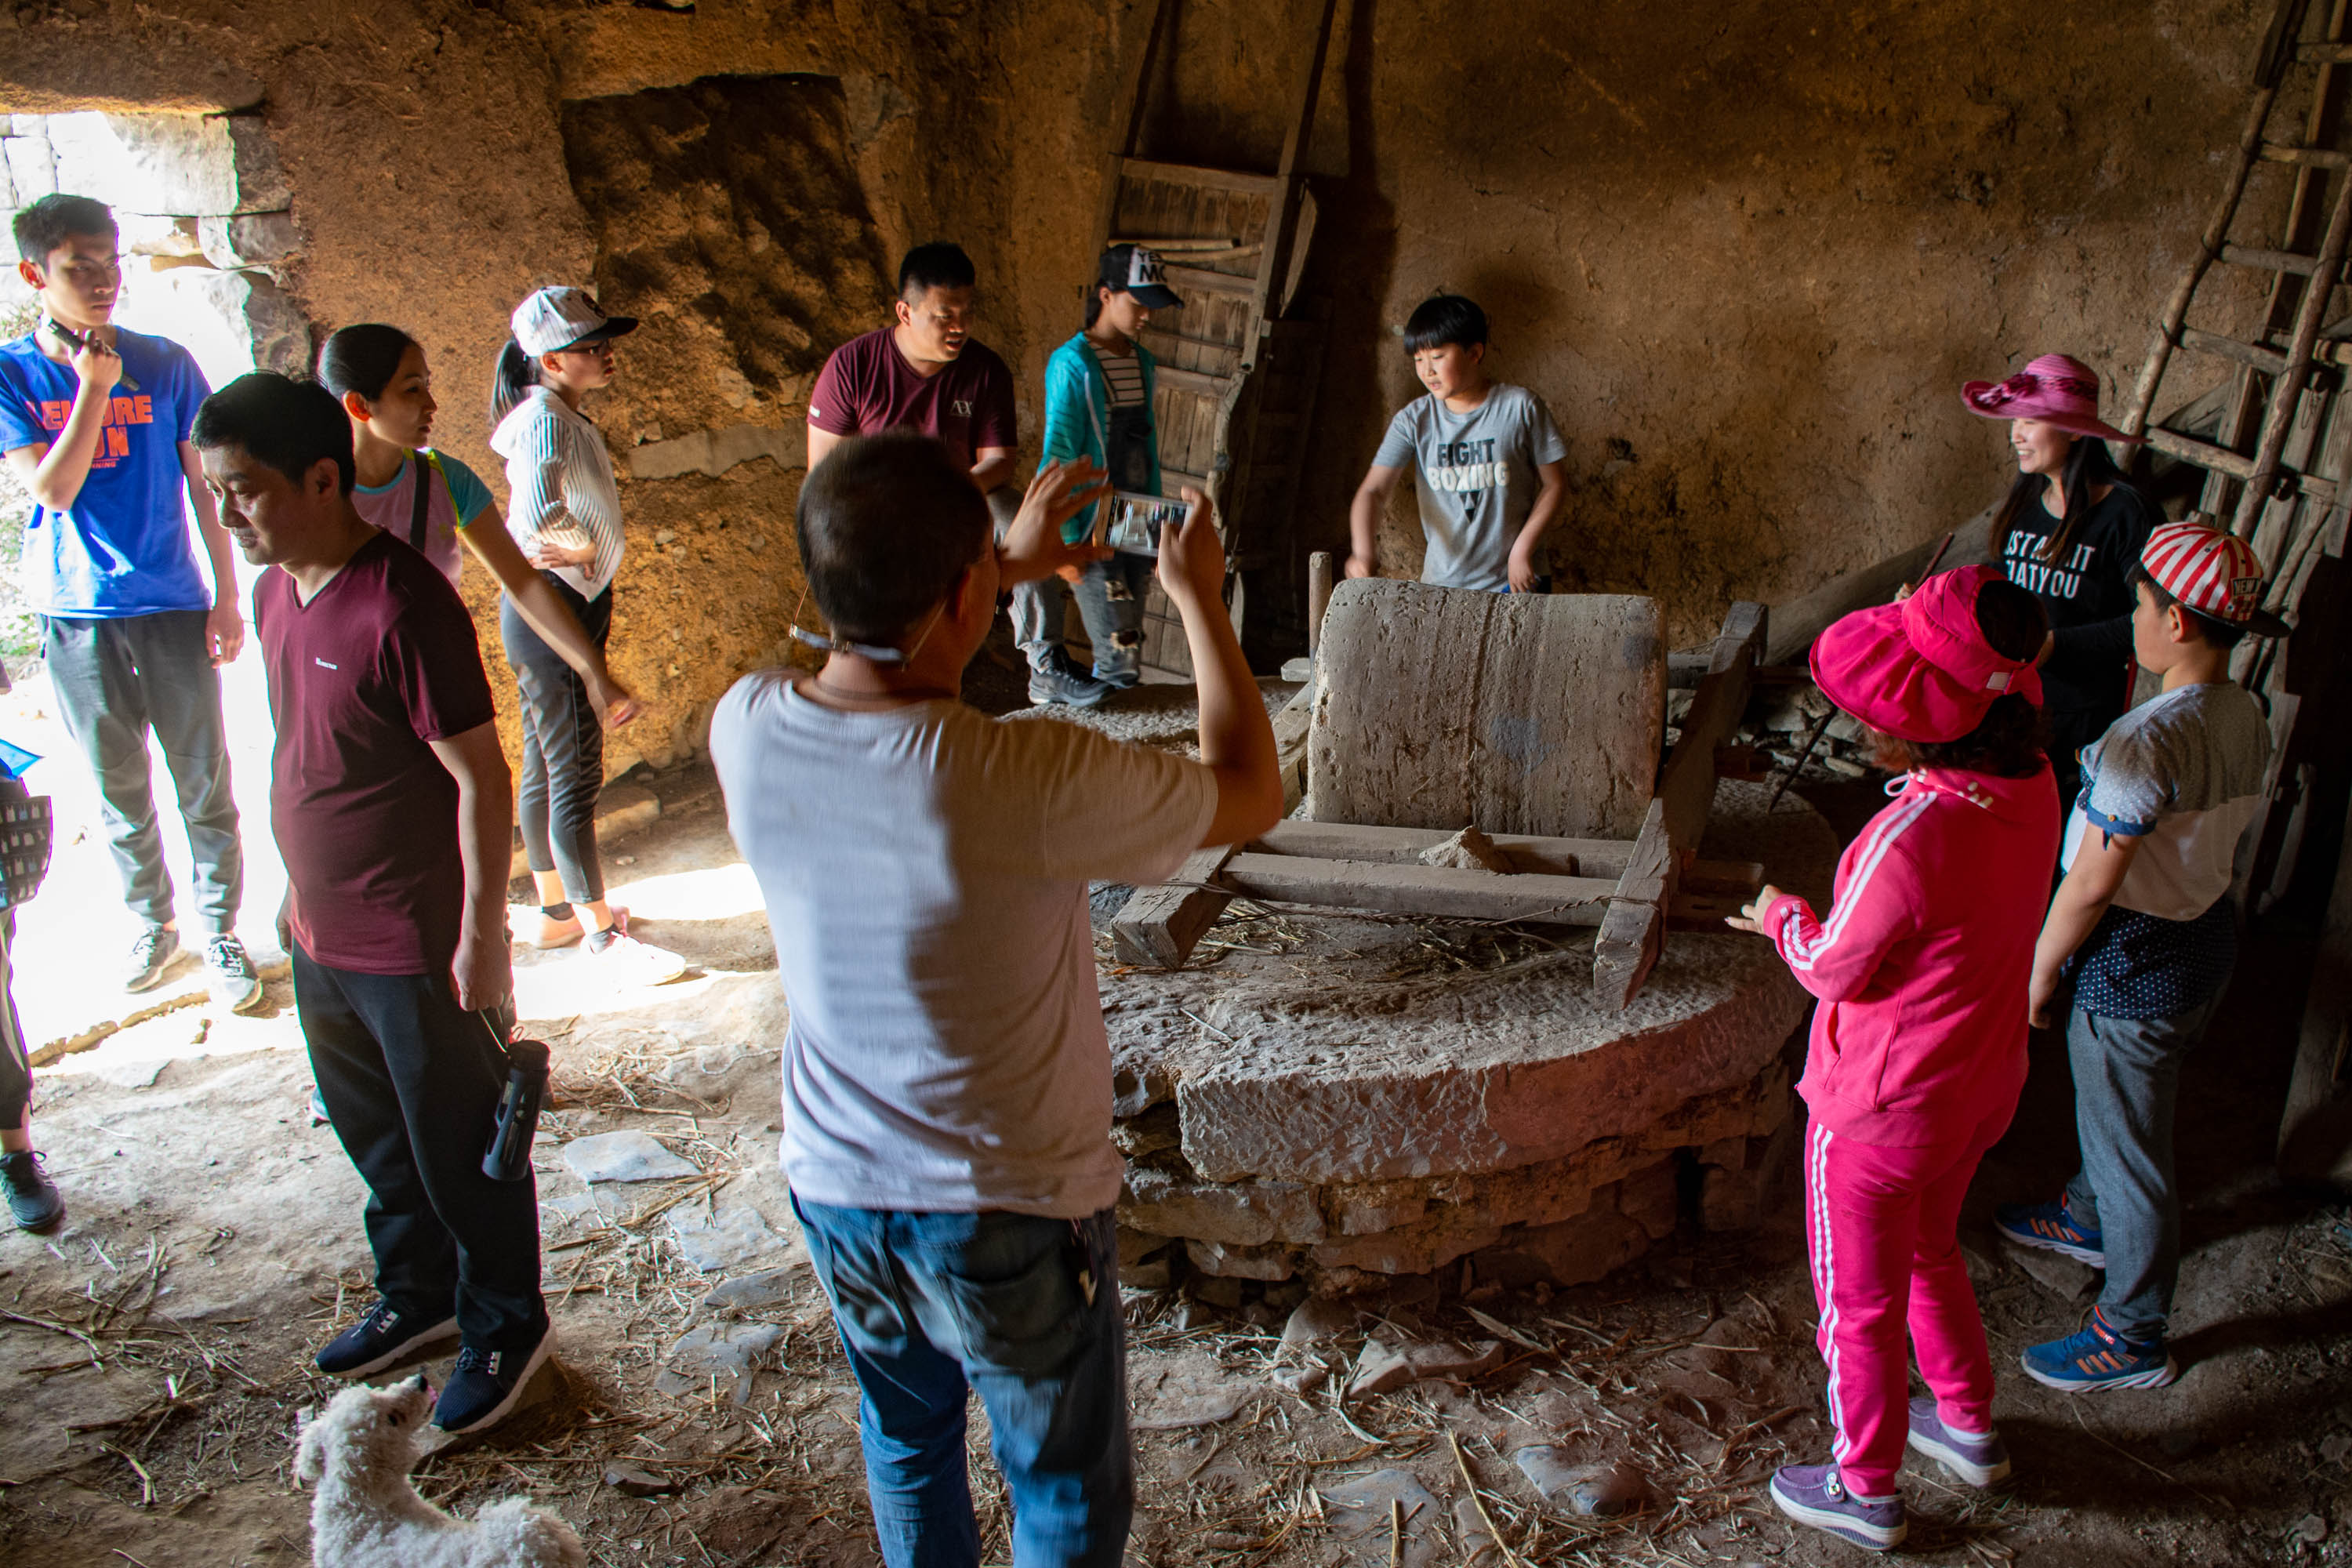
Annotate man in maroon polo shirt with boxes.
[191,372,550,1436]
[807,241,1018,487]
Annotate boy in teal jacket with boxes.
[1014,245,1181,705]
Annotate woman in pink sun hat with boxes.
[1727,565,2060,1552]
[1961,352,2160,817]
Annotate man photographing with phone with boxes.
[0,194,259,1011]
[711,435,1281,1567]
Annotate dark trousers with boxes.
[292,946,546,1349]
[499,577,609,906]
[44,612,241,932]
[0,916,27,1130]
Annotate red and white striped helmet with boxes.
[2139,522,2288,636]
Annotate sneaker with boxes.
[1905,1396,2011,1486]
[1028,654,1112,710]
[0,1150,64,1233]
[434,1330,554,1434]
[314,1298,459,1379]
[2021,1306,2179,1392]
[307,1083,332,1127]
[1994,1195,2107,1269]
[589,929,686,986]
[124,927,180,993]
[1768,1464,1905,1552]
[205,934,263,1014]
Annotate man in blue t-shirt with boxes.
[1,195,256,1009]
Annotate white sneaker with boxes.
[590,929,686,986]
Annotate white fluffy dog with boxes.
[294,1375,586,1568]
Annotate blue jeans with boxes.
[2063,993,2223,1340]
[1011,553,1154,681]
[793,1196,1131,1568]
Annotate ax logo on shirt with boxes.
[37,394,154,467]
[950,398,975,419]
[1429,435,1503,524]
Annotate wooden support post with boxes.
[1306,550,1334,655]
[1111,843,1239,967]
[1594,601,1767,1007]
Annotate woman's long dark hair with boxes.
[490,339,539,424]
[318,323,418,403]
[1869,578,2052,779]
[1991,433,2136,566]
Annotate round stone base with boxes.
[1100,779,1839,1290]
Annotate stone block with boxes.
[1312,1211,1500,1276]
[162,265,307,372]
[4,136,56,203]
[45,111,288,216]
[1280,1296,1357,1348]
[1327,1179,1428,1236]
[1344,1337,1504,1398]
[666,1203,779,1273]
[1619,1157,1682,1241]
[563,1130,697,1184]
[1174,935,1807,1184]
[700,1265,803,1314]
[1488,1205,1648,1288]
[1121,1169,1325,1247]
[1698,1162,1761,1232]
[1319,1470,1445,1568]
[197,209,299,267]
[1185,1238,1295,1280]
[655,1323,784,1403]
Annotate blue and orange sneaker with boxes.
[1767,1464,1907,1552]
[1994,1196,2106,1268]
[2021,1306,2178,1392]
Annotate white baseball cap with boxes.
[510,286,638,356]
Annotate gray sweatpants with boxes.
[2061,993,2223,1341]
[45,612,241,935]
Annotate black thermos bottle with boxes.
[482,1037,552,1181]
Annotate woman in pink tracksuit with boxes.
[1729,564,2059,1552]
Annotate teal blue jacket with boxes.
[1040,332,1160,542]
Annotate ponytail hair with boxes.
[491,339,539,423]
[1084,283,1107,330]
[318,323,419,404]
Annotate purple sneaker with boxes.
[1905,1396,2011,1486]
[1768,1464,1906,1552]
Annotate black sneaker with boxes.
[1028,652,1112,710]
[314,1299,459,1379]
[205,933,263,1014]
[124,927,180,993]
[0,1150,63,1233]
[434,1330,555,1434]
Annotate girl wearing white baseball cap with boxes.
[487,286,683,988]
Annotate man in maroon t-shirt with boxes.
[807,241,1018,488]
[192,372,550,1438]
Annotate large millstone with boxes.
[1102,779,1836,1291]
[1306,580,1665,840]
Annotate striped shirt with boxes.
[1098,350,1146,409]
[488,387,625,599]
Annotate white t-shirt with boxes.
[710,675,1220,1218]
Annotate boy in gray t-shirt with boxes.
[2002,521,2286,1396]
[1347,293,1568,593]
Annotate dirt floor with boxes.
[3,675,2352,1566]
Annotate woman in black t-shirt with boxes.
[1962,352,2156,815]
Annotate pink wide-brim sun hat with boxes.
[1961,352,2143,445]
[1811,564,2045,745]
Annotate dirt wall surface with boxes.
[0,0,2291,741]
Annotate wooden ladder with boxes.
[2126,0,2352,547]
[1094,0,1339,676]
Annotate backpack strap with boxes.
[405,450,434,554]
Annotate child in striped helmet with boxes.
[2001,521,2285,1392]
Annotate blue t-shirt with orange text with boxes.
[0,328,212,617]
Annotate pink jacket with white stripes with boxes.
[1762,765,2060,1148]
